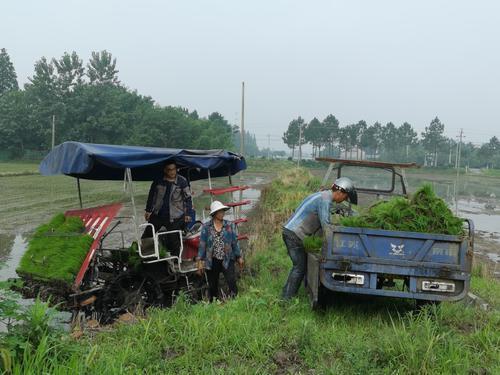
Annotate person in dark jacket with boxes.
[197,201,244,301]
[142,162,192,256]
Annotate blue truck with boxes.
[306,158,474,308]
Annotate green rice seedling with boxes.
[303,235,323,253]
[16,214,94,283]
[340,184,464,235]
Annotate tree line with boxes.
[282,115,500,169]
[0,48,256,159]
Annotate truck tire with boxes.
[311,284,328,311]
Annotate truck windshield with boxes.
[340,165,396,193]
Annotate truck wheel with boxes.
[311,285,328,311]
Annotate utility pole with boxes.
[454,128,464,214]
[448,140,452,165]
[267,134,270,160]
[240,82,245,156]
[238,82,245,220]
[51,115,56,149]
[297,124,303,168]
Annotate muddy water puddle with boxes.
[0,233,28,280]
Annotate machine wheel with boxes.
[99,272,163,322]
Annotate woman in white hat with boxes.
[197,200,244,300]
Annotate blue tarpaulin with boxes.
[40,142,247,181]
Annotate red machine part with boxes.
[183,235,200,260]
[203,185,249,195]
[183,233,249,260]
[65,203,123,291]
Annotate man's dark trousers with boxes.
[141,214,184,256]
[282,227,306,299]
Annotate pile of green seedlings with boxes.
[17,213,94,284]
[340,184,464,235]
[303,235,324,253]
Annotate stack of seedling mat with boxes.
[340,184,464,235]
[16,213,93,302]
[304,184,464,254]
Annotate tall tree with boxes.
[398,122,417,160]
[321,114,339,156]
[380,122,399,160]
[352,120,367,159]
[421,117,445,167]
[282,117,303,158]
[53,51,84,93]
[24,57,61,150]
[304,117,322,157]
[25,57,58,101]
[360,122,382,159]
[0,91,34,156]
[87,50,119,85]
[337,126,351,159]
[0,48,19,96]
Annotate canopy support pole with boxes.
[77,178,83,208]
[207,169,213,203]
[125,168,140,245]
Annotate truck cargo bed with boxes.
[306,220,474,306]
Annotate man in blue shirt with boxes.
[282,177,357,300]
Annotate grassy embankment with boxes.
[2,168,499,374]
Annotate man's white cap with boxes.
[209,200,230,216]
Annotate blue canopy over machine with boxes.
[40,142,247,181]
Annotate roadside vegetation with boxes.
[1,168,498,374]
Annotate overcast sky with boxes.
[2,1,499,151]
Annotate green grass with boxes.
[4,167,500,374]
[482,168,500,178]
[0,162,40,176]
[16,214,94,283]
